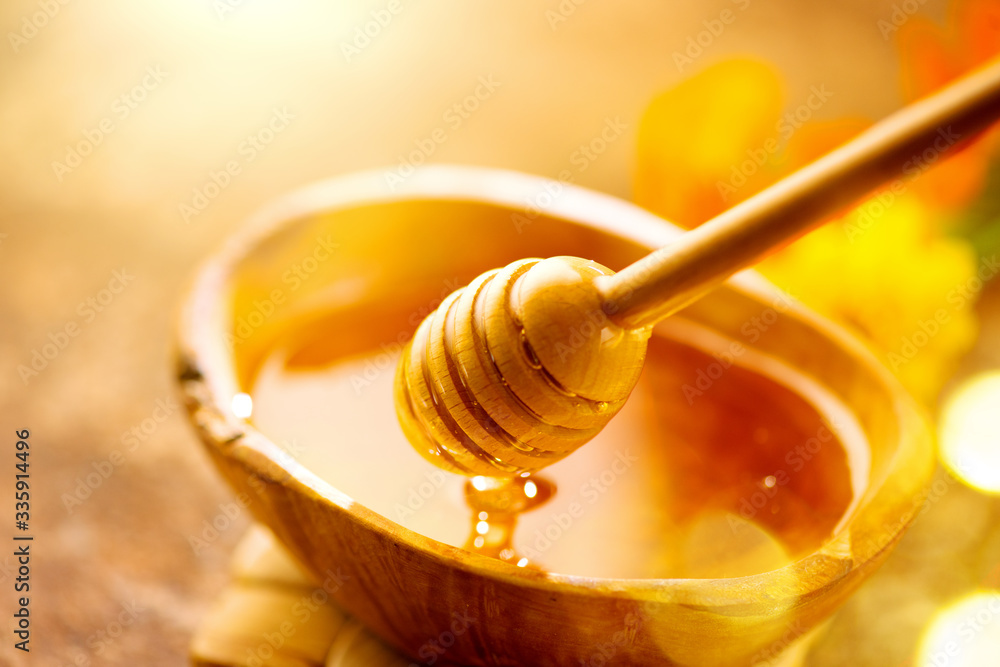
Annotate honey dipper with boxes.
[396,59,1000,477]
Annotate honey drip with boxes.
[463,474,555,566]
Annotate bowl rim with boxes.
[175,164,934,608]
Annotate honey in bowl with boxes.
[178,167,932,666]
[248,295,867,580]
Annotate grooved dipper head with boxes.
[394,256,650,477]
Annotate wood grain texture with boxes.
[192,525,824,666]
[396,256,649,476]
[175,167,934,666]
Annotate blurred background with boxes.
[0,0,998,665]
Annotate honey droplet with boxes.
[463,475,555,566]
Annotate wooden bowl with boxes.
[176,166,934,666]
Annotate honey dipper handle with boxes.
[603,57,1000,330]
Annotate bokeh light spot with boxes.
[939,372,1000,494]
[231,392,253,419]
[918,592,1000,667]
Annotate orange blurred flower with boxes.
[635,59,871,228]
[634,59,784,228]
[760,198,979,403]
[894,0,1000,207]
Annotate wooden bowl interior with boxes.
[178,168,933,666]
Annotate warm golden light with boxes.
[918,592,1000,667]
[939,372,1000,494]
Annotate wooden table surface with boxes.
[1,1,981,665]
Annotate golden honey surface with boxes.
[248,298,866,581]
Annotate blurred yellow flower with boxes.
[634,53,987,403]
[634,59,784,228]
[761,198,979,403]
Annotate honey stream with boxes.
[463,475,555,566]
